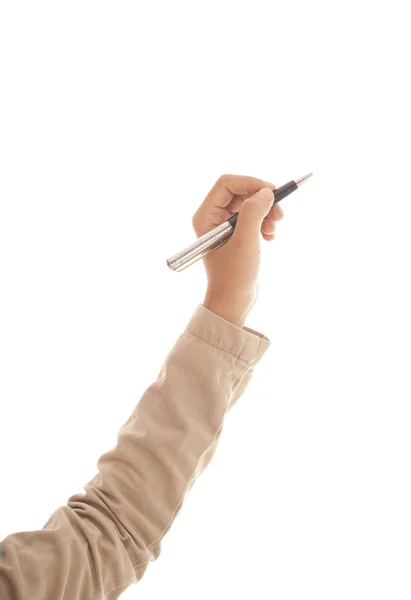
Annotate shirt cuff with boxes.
[185,304,270,367]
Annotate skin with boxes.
[192,174,284,328]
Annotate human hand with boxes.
[192,174,284,328]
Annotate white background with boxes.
[1,1,410,598]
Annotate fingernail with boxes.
[256,188,274,201]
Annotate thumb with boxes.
[232,188,274,247]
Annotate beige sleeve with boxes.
[0,305,270,600]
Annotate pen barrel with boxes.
[227,179,299,232]
[273,179,298,202]
[166,220,234,272]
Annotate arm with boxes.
[0,173,283,599]
[0,304,269,599]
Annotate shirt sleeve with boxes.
[0,304,270,600]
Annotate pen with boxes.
[166,173,313,272]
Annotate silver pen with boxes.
[166,173,313,272]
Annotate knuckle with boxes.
[216,174,231,185]
[192,211,204,235]
[192,217,199,233]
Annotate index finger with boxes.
[203,174,276,208]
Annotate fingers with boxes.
[261,217,276,235]
[262,231,275,242]
[202,174,275,209]
[233,188,274,248]
[261,200,285,241]
[261,203,284,233]
[266,202,284,221]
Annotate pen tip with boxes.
[295,172,313,186]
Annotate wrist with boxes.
[203,292,249,329]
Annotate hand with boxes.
[192,174,284,328]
